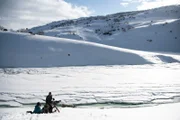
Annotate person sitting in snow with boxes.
[33,102,42,114]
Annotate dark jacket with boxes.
[46,95,52,104]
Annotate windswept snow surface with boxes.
[0,64,180,106]
[0,64,180,120]
[29,5,180,53]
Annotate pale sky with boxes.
[0,0,179,29]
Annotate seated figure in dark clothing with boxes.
[33,102,42,114]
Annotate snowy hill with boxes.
[0,5,180,120]
[0,31,147,68]
[0,5,180,68]
[29,5,180,53]
[0,31,180,68]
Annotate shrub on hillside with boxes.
[0,26,8,31]
[121,28,126,32]
[17,28,29,33]
[29,31,35,35]
[114,18,120,22]
[163,22,168,26]
[3,29,8,31]
[95,29,100,33]
[127,25,134,30]
[103,31,112,35]
[37,31,44,35]
[147,39,152,42]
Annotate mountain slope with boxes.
[1,31,180,68]
[29,5,180,53]
[0,31,151,68]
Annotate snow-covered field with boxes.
[0,64,180,120]
[1,103,180,120]
[0,5,180,120]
